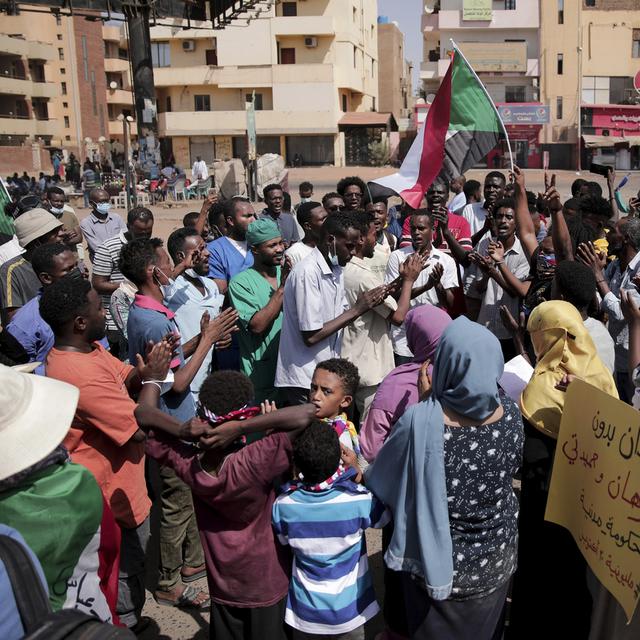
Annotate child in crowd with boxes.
[310,358,368,472]
[145,370,315,640]
[272,422,389,639]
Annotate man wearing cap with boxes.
[0,208,64,325]
[228,218,290,403]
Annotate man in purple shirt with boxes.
[79,188,126,262]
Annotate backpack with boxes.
[0,534,134,639]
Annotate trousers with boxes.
[117,516,150,628]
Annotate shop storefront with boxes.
[495,104,549,169]
[582,104,640,170]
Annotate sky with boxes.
[378,0,422,93]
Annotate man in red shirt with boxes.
[42,276,213,632]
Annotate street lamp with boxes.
[117,113,135,211]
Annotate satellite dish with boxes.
[424,1,436,13]
[426,93,436,104]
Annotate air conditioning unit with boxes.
[182,40,196,52]
[304,36,318,48]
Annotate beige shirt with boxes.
[341,255,397,388]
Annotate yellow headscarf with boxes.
[520,300,618,439]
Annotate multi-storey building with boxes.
[0,6,136,174]
[148,0,379,168]
[421,0,546,168]
[541,0,640,169]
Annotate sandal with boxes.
[155,584,210,609]
[181,564,207,583]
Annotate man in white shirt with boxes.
[448,175,467,215]
[385,210,458,365]
[464,198,530,360]
[460,171,507,247]
[191,156,208,181]
[166,227,225,400]
[285,201,328,266]
[275,213,387,406]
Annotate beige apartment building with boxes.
[540,0,640,169]
[146,0,379,168]
[377,19,414,127]
[421,0,545,169]
[0,6,134,175]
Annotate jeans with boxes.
[117,516,150,628]
[157,466,205,592]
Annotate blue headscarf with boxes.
[365,316,504,600]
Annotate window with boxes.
[58,48,64,60]
[582,76,610,104]
[90,70,97,116]
[557,53,563,75]
[282,1,297,16]
[558,0,564,24]
[60,67,65,75]
[64,116,69,128]
[280,48,295,64]
[504,0,516,8]
[246,93,263,110]
[81,35,89,81]
[342,94,348,112]
[353,45,357,68]
[505,86,526,102]
[633,29,640,58]
[585,0,595,6]
[61,81,67,95]
[166,97,172,112]
[353,6,357,23]
[57,34,62,41]
[151,42,170,68]
[55,13,61,25]
[65,135,71,141]
[62,102,68,108]
[194,95,211,111]
[205,49,218,65]
[556,96,563,119]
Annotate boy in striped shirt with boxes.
[272,422,389,639]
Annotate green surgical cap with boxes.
[246,218,281,246]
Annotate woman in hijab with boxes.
[360,305,452,463]
[366,317,523,640]
[510,300,617,640]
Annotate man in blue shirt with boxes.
[7,243,81,374]
[121,237,238,608]
[206,197,256,294]
[260,184,300,248]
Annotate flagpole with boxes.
[450,40,515,173]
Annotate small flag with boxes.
[369,43,509,209]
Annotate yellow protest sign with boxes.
[545,379,640,622]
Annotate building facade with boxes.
[541,0,640,169]
[149,0,378,168]
[0,6,135,174]
[421,0,544,168]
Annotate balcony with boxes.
[0,115,61,137]
[108,119,138,136]
[106,88,134,105]
[104,58,129,73]
[102,25,125,43]
[422,12,439,34]
[420,60,439,80]
[271,16,335,36]
[0,34,55,61]
[0,75,58,98]
[158,108,337,136]
[153,63,334,88]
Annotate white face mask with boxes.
[300,197,311,204]
[328,239,340,267]
[50,205,64,216]
[154,268,180,300]
[95,202,111,215]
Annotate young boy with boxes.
[145,370,315,640]
[310,358,368,471]
[272,422,390,639]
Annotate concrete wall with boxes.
[378,23,406,120]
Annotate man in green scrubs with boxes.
[228,218,290,403]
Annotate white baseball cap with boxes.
[0,364,79,481]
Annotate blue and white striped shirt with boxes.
[272,469,389,634]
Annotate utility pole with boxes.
[577,3,583,173]
[126,4,160,179]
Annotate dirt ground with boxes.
[70,165,639,639]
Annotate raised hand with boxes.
[137,339,172,381]
[511,165,525,191]
[280,255,292,287]
[576,241,606,277]
[400,252,427,282]
[354,284,388,313]
[469,251,493,274]
[488,240,505,263]
[427,262,444,288]
[418,360,432,400]
[203,307,239,345]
